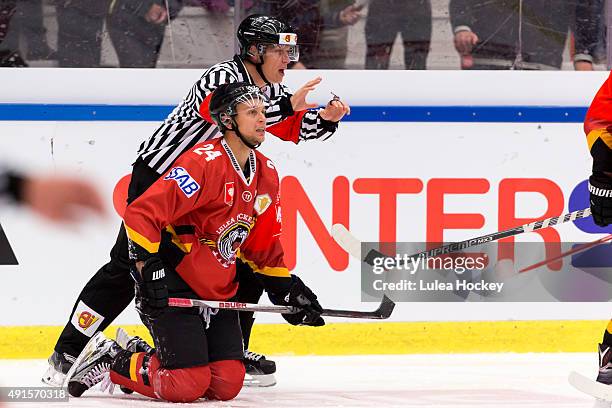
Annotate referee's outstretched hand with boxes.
[320,96,350,123]
[22,174,106,223]
[290,77,322,111]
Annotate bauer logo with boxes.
[219,302,247,308]
[71,301,104,337]
[164,167,200,198]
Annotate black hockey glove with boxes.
[135,257,168,316]
[270,275,325,327]
[589,172,612,227]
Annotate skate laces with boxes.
[244,350,265,362]
[80,361,111,388]
[100,371,116,394]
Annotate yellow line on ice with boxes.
[0,320,604,359]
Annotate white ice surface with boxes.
[0,353,601,407]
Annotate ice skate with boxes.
[598,344,612,385]
[65,332,121,397]
[115,327,155,394]
[569,344,612,405]
[115,327,154,354]
[41,350,75,386]
[243,349,276,387]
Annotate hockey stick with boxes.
[168,296,395,320]
[519,234,612,273]
[62,299,394,388]
[331,207,592,268]
[568,371,612,402]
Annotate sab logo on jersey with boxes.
[164,167,200,198]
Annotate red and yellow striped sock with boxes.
[110,350,158,399]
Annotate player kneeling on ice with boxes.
[66,82,325,402]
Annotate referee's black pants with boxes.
[54,159,264,358]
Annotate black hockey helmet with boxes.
[209,82,269,134]
[237,14,299,62]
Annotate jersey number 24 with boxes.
[194,144,222,162]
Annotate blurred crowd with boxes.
[0,0,607,70]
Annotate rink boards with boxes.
[0,69,610,357]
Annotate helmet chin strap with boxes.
[255,62,271,86]
[246,47,271,86]
[231,119,261,150]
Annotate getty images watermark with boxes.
[368,246,501,295]
[360,241,612,302]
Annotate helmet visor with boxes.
[261,44,300,62]
[277,34,299,62]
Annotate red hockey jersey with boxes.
[124,137,289,300]
[584,71,612,172]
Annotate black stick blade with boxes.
[321,295,395,320]
[376,295,395,319]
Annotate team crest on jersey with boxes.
[242,191,253,203]
[217,220,251,263]
[254,194,272,215]
[164,167,200,198]
[225,182,235,206]
[204,214,254,267]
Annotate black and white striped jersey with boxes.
[137,55,338,174]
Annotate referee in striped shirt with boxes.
[44,14,350,388]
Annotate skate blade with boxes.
[243,373,276,387]
[115,327,130,349]
[41,364,65,387]
[62,332,107,388]
[569,371,612,402]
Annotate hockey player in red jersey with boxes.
[45,14,349,388]
[584,71,612,384]
[66,82,325,402]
